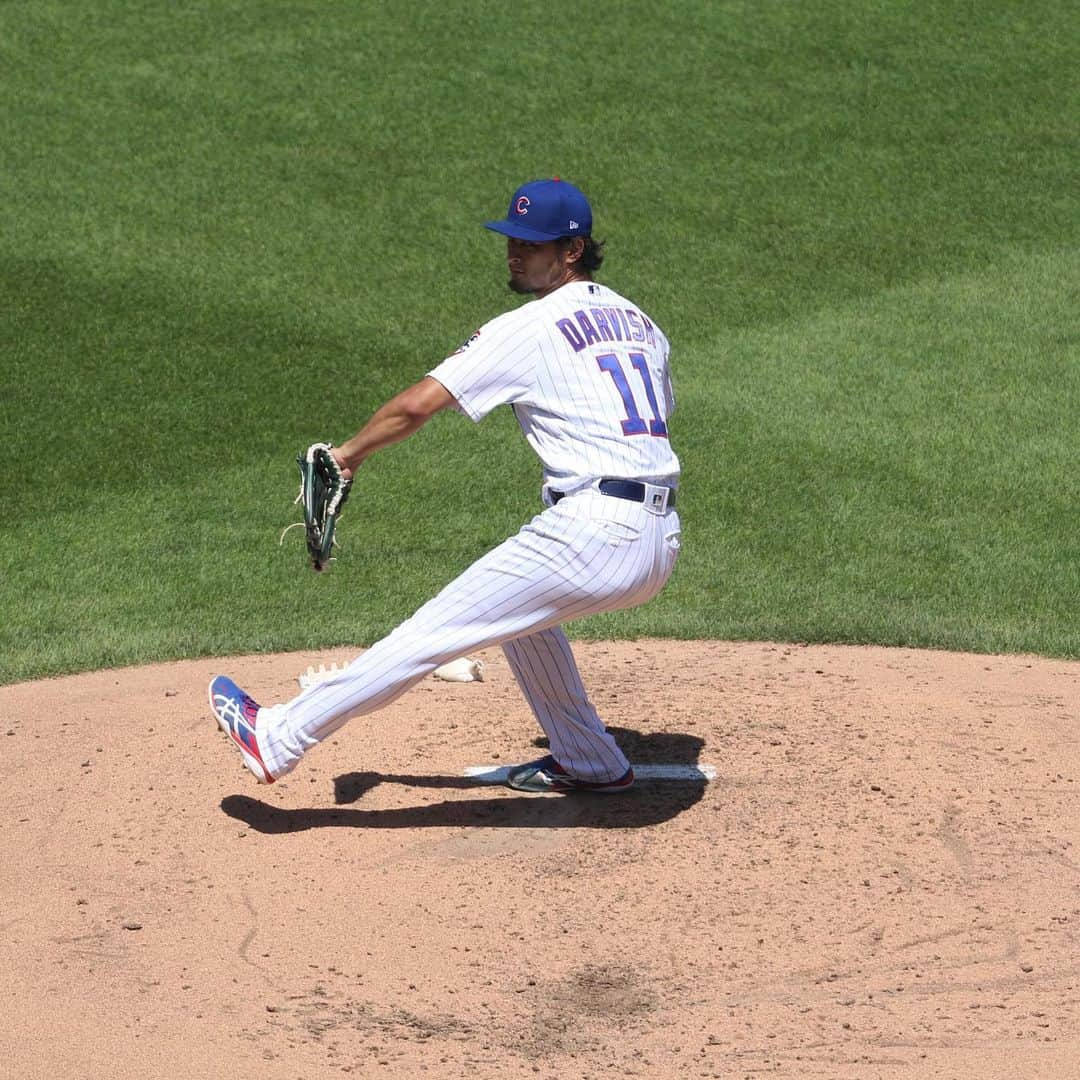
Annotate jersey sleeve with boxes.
[427,307,538,422]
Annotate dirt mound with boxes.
[1,640,1078,1078]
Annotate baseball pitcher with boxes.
[209,178,681,793]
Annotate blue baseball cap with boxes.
[484,178,593,242]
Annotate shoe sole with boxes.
[507,770,635,794]
[207,677,275,784]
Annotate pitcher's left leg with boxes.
[503,627,630,783]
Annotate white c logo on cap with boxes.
[515,196,530,215]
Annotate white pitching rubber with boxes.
[464,764,717,783]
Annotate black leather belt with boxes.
[551,479,676,508]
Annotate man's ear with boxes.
[565,237,586,266]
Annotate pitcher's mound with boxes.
[2,640,1078,1079]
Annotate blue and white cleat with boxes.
[207,675,275,784]
[506,755,634,794]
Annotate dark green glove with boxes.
[295,442,352,572]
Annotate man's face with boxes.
[506,237,579,297]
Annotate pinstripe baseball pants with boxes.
[257,488,681,782]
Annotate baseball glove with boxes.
[294,442,352,571]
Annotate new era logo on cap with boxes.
[485,178,593,242]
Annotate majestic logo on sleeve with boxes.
[515,195,530,215]
[453,329,481,354]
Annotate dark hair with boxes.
[559,235,605,273]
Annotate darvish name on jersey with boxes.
[554,302,658,353]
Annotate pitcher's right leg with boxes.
[502,628,630,784]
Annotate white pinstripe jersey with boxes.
[428,280,680,497]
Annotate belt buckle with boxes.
[642,482,670,513]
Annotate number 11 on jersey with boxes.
[597,352,668,437]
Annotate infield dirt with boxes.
[2,640,1078,1079]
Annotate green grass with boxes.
[1,0,1077,682]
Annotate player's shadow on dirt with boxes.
[220,727,709,833]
